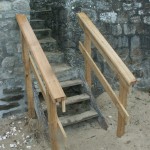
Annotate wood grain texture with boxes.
[16,14,66,102]
[117,82,129,137]
[77,12,136,87]
[84,33,92,87]
[22,35,35,118]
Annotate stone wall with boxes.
[36,0,150,92]
[0,0,30,117]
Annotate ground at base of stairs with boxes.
[0,89,149,150]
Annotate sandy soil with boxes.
[0,89,149,150]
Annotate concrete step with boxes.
[30,19,45,29]
[39,37,58,51]
[45,51,64,64]
[30,9,52,20]
[59,110,98,126]
[34,28,52,40]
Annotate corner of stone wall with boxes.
[0,0,30,117]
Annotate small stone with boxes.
[10,144,17,148]
[26,146,31,149]
[123,3,132,11]
[2,57,16,68]
[124,23,136,35]
[100,11,117,23]
[144,16,150,25]
[0,2,11,11]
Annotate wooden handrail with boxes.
[16,14,65,102]
[77,12,136,87]
[16,14,66,150]
[77,12,136,137]
[79,42,129,121]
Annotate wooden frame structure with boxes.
[77,12,136,137]
[16,14,67,150]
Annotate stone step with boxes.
[60,79,83,88]
[41,93,90,111]
[59,110,98,126]
[51,63,78,81]
[30,19,45,29]
[34,64,78,92]
[30,9,52,20]
[39,37,58,51]
[34,28,52,40]
[45,51,64,64]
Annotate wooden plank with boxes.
[117,82,129,137]
[21,35,35,118]
[60,79,82,88]
[77,12,136,86]
[66,94,90,105]
[42,94,90,111]
[84,33,92,87]
[60,110,98,126]
[79,42,129,121]
[46,89,59,150]
[16,14,66,102]
[29,54,46,100]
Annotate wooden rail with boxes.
[77,12,136,137]
[16,14,66,150]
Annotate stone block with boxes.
[0,20,18,31]
[123,3,132,11]
[112,24,122,36]
[0,1,11,11]
[0,31,8,41]
[140,36,150,49]
[117,36,129,48]
[12,0,30,11]
[4,13,16,19]
[6,42,16,55]
[99,11,117,23]
[117,12,128,23]
[133,2,142,9]
[130,16,141,23]
[144,16,150,25]
[2,57,16,68]
[131,36,140,50]
[96,1,111,11]
[124,23,136,35]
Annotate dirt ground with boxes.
[0,89,149,150]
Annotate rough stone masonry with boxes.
[0,0,150,117]
[0,0,30,117]
[32,0,149,92]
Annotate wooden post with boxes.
[46,89,59,150]
[117,81,129,137]
[84,33,92,87]
[22,34,35,118]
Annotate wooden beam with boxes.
[77,12,136,87]
[117,82,129,137]
[22,35,35,118]
[79,42,129,121]
[29,54,46,100]
[84,33,92,87]
[16,14,66,102]
[46,89,59,150]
